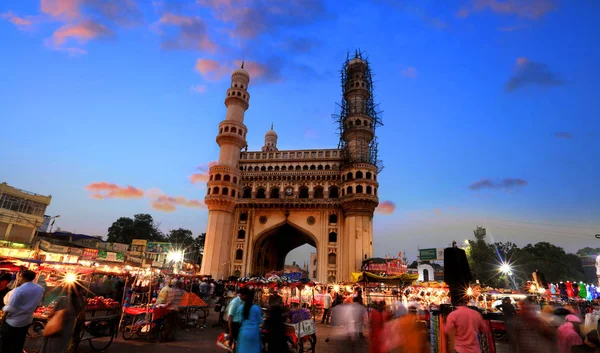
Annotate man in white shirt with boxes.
[321,288,333,324]
[1,270,45,353]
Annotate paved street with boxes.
[67,313,508,353]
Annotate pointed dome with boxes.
[232,60,250,80]
[265,124,278,138]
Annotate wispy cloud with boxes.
[555,131,574,140]
[155,13,217,52]
[150,194,206,213]
[85,182,144,199]
[190,84,207,94]
[51,20,113,45]
[189,161,217,184]
[194,59,232,81]
[40,0,141,54]
[1,11,34,29]
[401,67,417,79]
[468,178,528,191]
[376,201,396,215]
[86,182,206,212]
[457,0,556,19]
[505,57,563,92]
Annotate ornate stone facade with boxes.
[201,56,381,283]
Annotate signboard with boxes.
[419,248,438,261]
[39,240,69,254]
[98,250,125,262]
[82,248,98,260]
[146,242,173,254]
[363,261,407,275]
[0,241,28,249]
[67,247,84,256]
[110,243,129,252]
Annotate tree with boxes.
[106,213,164,244]
[167,228,194,248]
[187,233,205,265]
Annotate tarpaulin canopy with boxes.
[351,272,418,285]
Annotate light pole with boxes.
[48,215,61,233]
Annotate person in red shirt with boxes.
[445,297,487,353]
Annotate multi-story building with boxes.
[0,182,52,244]
[202,53,383,282]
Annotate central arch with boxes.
[252,221,318,277]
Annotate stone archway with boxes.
[252,221,318,277]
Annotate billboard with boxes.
[418,248,445,261]
[146,242,173,254]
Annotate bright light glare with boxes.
[538,288,546,295]
[466,287,474,296]
[333,285,340,292]
[64,272,78,284]
[167,250,184,262]
[499,263,512,274]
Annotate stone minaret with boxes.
[261,124,278,152]
[339,55,379,281]
[202,64,250,279]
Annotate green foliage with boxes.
[465,232,585,289]
[576,247,600,257]
[167,228,194,247]
[106,213,164,244]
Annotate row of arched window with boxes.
[341,185,377,196]
[241,164,337,172]
[345,118,372,129]
[207,186,236,197]
[210,174,238,183]
[243,174,340,182]
[219,125,246,137]
[241,186,339,199]
[226,90,247,100]
[342,170,376,181]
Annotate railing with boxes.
[241,149,343,161]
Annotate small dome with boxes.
[232,67,249,77]
[266,128,278,138]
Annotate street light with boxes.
[499,262,513,275]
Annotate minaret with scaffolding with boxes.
[333,50,384,280]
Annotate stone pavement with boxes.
[74,312,508,353]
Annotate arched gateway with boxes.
[201,53,383,283]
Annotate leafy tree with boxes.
[187,233,205,265]
[106,213,164,244]
[167,228,194,248]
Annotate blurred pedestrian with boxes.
[235,288,262,353]
[321,288,332,324]
[368,301,390,353]
[557,314,583,353]
[40,282,85,353]
[445,297,487,353]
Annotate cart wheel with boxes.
[297,334,316,353]
[88,335,114,352]
[24,321,45,353]
[122,325,135,340]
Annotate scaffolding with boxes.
[332,50,384,173]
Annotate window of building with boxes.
[366,172,372,179]
[329,186,339,198]
[347,172,353,180]
[366,186,372,194]
[270,188,280,199]
[0,194,46,217]
[329,214,338,224]
[240,212,248,221]
[224,175,231,182]
[242,188,252,198]
[222,187,229,195]
[302,165,309,170]
[299,187,309,199]
[237,229,245,239]
[256,188,266,199]
[213,187,220,194]
[233,177,238,183]
[328,232,337,243]
[235,249,243,260]
[328,253,337,265]
[356,185,363,193]
[356,171,363,179]
[346,186,353,194]
[313,187,324,199]
[231,190,236,197]
[215,174,222,181]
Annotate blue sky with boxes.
[1,0,599,263]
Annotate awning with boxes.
[351,271,418,285]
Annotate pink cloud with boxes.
[190,84,207,94]
[1,12,34,29]
[189,161,217,184]
[41,0,80,19]
[401,67,417,79]
[194,59,231,81]
[462,0,555,19]
[52,20,113,45]
[516,57,528,66]
[150,194,206,212]
[376,201,396,215]
[85,182,145,199]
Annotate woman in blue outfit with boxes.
[235,288,263,353]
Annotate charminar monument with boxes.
[201,52,383,283]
